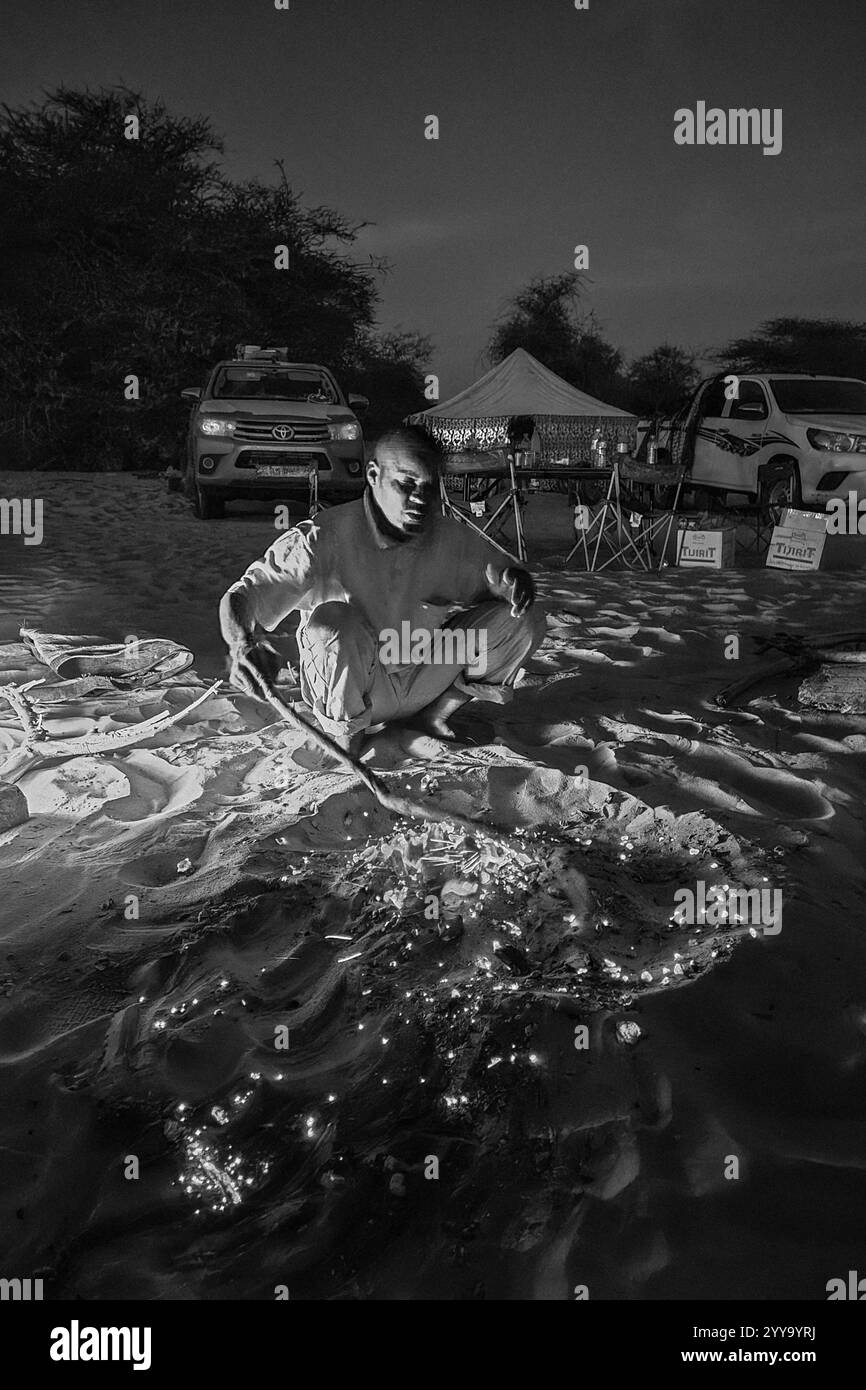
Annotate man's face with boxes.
[368,449,437,537]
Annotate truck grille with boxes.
[232,416,330,444]
[236,451,332,471]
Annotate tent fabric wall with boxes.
[409,412,634,463]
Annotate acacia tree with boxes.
[626,344,699,416]
[713,318,866,379]
[344,329,432,437]
[0,88,223,466]
[487,272,627,405]
[0,86,423,468]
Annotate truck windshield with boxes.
[211,368,338,402]
[770,379,866,414]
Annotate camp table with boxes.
[515,465,613,562]
[519,464,611,499]
[442,454,624,563]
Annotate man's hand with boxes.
[227,636,283,700]
[484,562,535,618]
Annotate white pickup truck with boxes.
[181,346,368,519]
[639,373,866,514]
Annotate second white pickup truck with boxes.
[639,373,866,514]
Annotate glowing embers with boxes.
[356,820,538,930]
[300,816,607,1013]
[288,802,773,1014]
[169,1080,273,1216]
[174,1122,269,1216]
[267,794,776,1046]
[347,826,494,946]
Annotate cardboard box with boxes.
[766,508,828,571]
[676,525,737,569]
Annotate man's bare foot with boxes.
[411,686,472,741]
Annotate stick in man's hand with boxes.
[228,637,285,700]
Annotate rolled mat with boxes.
[19,628,194,688]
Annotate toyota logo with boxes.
[272,424,294,440]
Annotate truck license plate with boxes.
[256,464,310,478]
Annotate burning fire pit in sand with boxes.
[276,789,780,1011]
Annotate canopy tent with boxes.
[408,347,636,463]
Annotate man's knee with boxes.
[524,604,547,652]
[482,600,545,653]
[298,602,381,731]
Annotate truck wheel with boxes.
[763,460,802,525]
[193,485,225,520]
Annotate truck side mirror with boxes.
[348,394,369,413]
[181,387,202,402]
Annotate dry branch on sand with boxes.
[0,679,222,761]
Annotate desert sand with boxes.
[1,471,865,1300]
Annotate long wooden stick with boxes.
[258,684,490,833]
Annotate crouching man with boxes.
[219,426,544,760]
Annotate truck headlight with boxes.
[199,417,236,437]
[329,422,362,441]
[807,428,866,454]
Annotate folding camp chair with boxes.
[439,452,527,561]
[616,465,687,570]
[563,468,619,569]
[565,457,686,571]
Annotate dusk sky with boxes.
[7,0,865,396]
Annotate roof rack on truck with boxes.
[233,345,289,362]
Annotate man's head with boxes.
[367,426,443,538]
